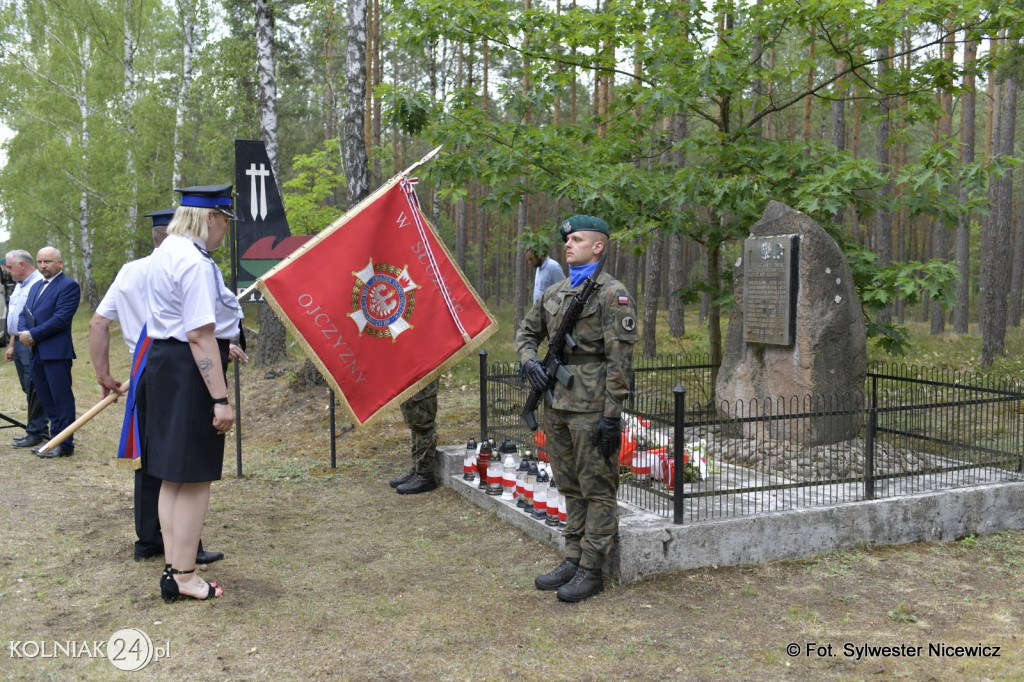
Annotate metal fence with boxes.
[477,351,1024,524]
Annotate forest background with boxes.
[1,0,1024,372]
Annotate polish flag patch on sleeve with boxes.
[618,295,630,305]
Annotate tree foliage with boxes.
[0,0,1021,364]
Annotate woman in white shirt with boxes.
[144,185,243,603]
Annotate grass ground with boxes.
[2,305,1024,680]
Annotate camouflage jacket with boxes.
[515,271,637,417]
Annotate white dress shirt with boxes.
[146,234,240,342]
[7,270,42,335]
[96,256,151,353]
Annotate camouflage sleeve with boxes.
[515,296,549,364]
[602,282,637,417]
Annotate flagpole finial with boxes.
[401,146,443,178]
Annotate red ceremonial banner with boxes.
[257,168,497,427]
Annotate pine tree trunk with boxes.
[641,234,663,357]
[981,70,1018,367]
[953,37,977,334]
[874,35,893,323]
[931,33,954,335]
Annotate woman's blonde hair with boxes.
[166,205,210,243]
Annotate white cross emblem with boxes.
[245,163,270,220]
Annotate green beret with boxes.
[559,214,610,242]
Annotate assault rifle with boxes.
[521,256,606,431]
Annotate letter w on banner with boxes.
[255,148,497,427]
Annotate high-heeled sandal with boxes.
[160,568,223,603]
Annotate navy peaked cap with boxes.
[142,208,176,227]
[176,184,235,219]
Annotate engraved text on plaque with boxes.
[743,234,798,345]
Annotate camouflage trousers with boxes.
[400,379,439,475]
[544,407,620,570]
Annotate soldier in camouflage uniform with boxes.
[515,215,637,602]
[389,378,440,494]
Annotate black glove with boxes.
[591,417,621,457]
[522,358,550,392]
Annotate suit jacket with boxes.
[19,271,81,360]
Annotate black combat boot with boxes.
[534,557,579,591]
[389,468,416,488]
[396,472,437,495]
[556,566,604,603]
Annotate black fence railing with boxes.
[477,351,1024,524]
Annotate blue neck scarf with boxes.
[569,261,599,288]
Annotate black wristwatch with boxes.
[212,397,229,405]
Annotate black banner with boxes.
[233,139,310,299]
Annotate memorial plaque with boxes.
[743,234,798,345]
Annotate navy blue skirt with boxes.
[142,338,229,483]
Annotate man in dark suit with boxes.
[18,246,81,458]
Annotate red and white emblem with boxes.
[348,260,418,340]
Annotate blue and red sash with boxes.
[117,325,152,464]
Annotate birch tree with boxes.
[172,0,195,192]
[343,0,370,206]
[253,0,287,365]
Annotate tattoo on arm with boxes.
[197,356,214,383]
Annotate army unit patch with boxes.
[621,316,636,332]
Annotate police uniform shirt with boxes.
[96,256,151,353]
[7,269,42,335]
[146,234,240,342]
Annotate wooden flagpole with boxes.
[34,393,119,456]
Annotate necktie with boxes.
[34,279,50,306]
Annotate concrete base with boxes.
[435,446,1024,584]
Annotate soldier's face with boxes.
[564,232,603,266]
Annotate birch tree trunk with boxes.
[172,0,194,192]
[254,0,286,366]
[343,0,370,207]
[256,0,281,183]
[76,33,98,308]
[122,1,137,258]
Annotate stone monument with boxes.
[716,201,867,445]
